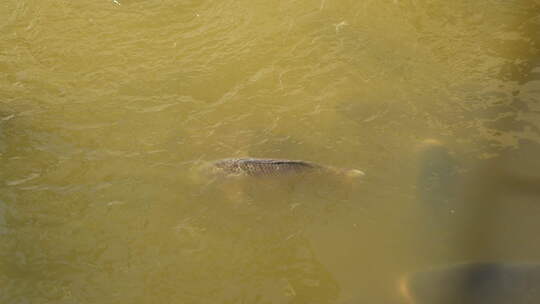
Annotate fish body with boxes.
[211,158,321,177]
[191,158,364,202]
[202,158,364,179]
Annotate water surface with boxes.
[1,0,539,303]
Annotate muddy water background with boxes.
[1,0,540,303]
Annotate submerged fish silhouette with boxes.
[203,158,365,179]
[190,158,365,203]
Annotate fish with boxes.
[190,158,364,203]
[399,262,540,304]
[197,157,365,180]
[194,157,365,181]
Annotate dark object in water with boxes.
[399,262,540,304]
[214,158,319,177]
[417,139,458,206]
[200,158,364,179]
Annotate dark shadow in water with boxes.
[406,9,540,301]
[416,138,540,254]
[414,2,540,255]
[400,262,540,304]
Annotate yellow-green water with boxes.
[1,0,539,303]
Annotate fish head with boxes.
[344,169,366,178]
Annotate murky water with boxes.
[1,0,539,303]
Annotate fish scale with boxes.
[214,158,319,177]
[206,158,364,179]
